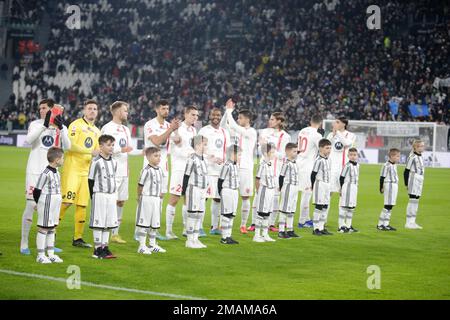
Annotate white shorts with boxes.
[297,162,313,191]
[220,188,239,215]
[136,195,161,229]
[383,182,398,206]
[255,186,275,216]
[206,175,220,199]
[89,193,118,229]
[330,171,341,193]
[116,176,129,201]
[312,180,330,205]
[339,182,358,208]
[280,183,299,213]
[239,168,254,197]
[169,170,184,196]
[25,173,40,200]
[185,185,207,212]
[37,194,62,228]
[408,173,424,197]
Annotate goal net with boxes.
[322,120,449,167]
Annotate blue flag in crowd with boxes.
[408,104,429,117]
[389,101,399,115]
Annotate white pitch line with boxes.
[0,269,206,300]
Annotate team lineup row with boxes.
[19,98,426,263]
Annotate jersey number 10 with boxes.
[298,136,308,153]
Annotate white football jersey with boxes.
[297,126,322,166]
[101,121,132,177]
[221,109,257,170]
[25,119,71,175]
[169,121,197,171]
[326,130,356,171]
[198,124,230,176]
[143,118,170,174]
[259,128,291,177]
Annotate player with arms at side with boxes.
[101,101,133,244]
[165,106,198,239]
[59,99,101,248]
[220,98,257,234]
[20,99,70,255]
[296,115,324,229]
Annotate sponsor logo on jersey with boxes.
[119,138,127,148]
[84,137,93,148]
[215,138,224,148]
[334,141,344,150]
[42,135,54,147]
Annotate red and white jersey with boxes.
[198,124,230,176]
[221,109,257,170]
[326,130,356,172]
[259,128,291,177]
[143,118,170,174]
[25,119,71,175]
[297,126,322,167]
[169,121,197,171]
[101,121,132,177]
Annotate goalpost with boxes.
[322,120,449,167]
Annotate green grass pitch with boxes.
[0,145,449,300]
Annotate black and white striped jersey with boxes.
[138,165,163,197]
[312,155,331,183]
[219,160,239,190]
[406,153,425,176]
[380,161,398,184]
[35,166,61,195]
[184,153,208,189]
[340,161,359,185]
[88,155,117,193]
[279,159,299,185]
[256,160,275,189]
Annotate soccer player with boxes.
[253,142,277,243]
[218,145,241,244]
[296,115,324,229]
[198,108,230,235]
[338,147,360,233]
[220,99,257,234]
[251,112,291,232]
[311,139,333,236]
[182,135,209,249]
[404,140,425,229]
[377,148,400,231]
[88,135,119,259]
[278,143,300,239]
[101,101,132,244]
[33,147,65,264]
[165,106,198,239]
[59,99,101,248]
[136,147,166,254]
[20,99,70,255]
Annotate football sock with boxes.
[46,230,55,257]
[278,212,287,232]
[338,207,346,228]
[74,205,86,240]
[319,209,328,231]
[36,230,47,257]
[186,212,196,242]
[165,204,176,234]
[313,209,321,230]
[299,191,312,224]
[378,208,391,227]
[251,197,257,225]
[21,200,35,249]
[286,213,294,231]
[220,216,230,238]
[211,201,220,229]
[345,208,354,228]
[137,227,147,248]
[255,215,263,237]
[261,217,269,237]
[93,230,102,249]
[269,195,279,226]
[101,230,110,247]
[240,198,250,227]
[149,228,156,247]
[112,206,123,236]
[407,198,419,224]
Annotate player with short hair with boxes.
[278,143,300,239]
[33,147,65,264]
[136,147,166,254]
[101,101,133,244]
[377,148,400,231]
[220,98,257,234]
[59,99,101,248]
[404,140,425,229]
[198,107,230,235]
[253,142,277,243]
[311,139,333,236]
[165,106,198,239]
[338,147,360,233]
[296,114,324,229]
[182,135,209,249]
[20,99,70,255]
[88,134,119,259]
[218,145,241,244]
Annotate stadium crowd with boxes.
[1,0,449,132]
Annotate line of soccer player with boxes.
[19,98,426,263]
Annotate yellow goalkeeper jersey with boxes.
[63,117,101,175]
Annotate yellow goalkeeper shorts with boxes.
[60,170,90,207]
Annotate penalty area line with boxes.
[0,269,206,300]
